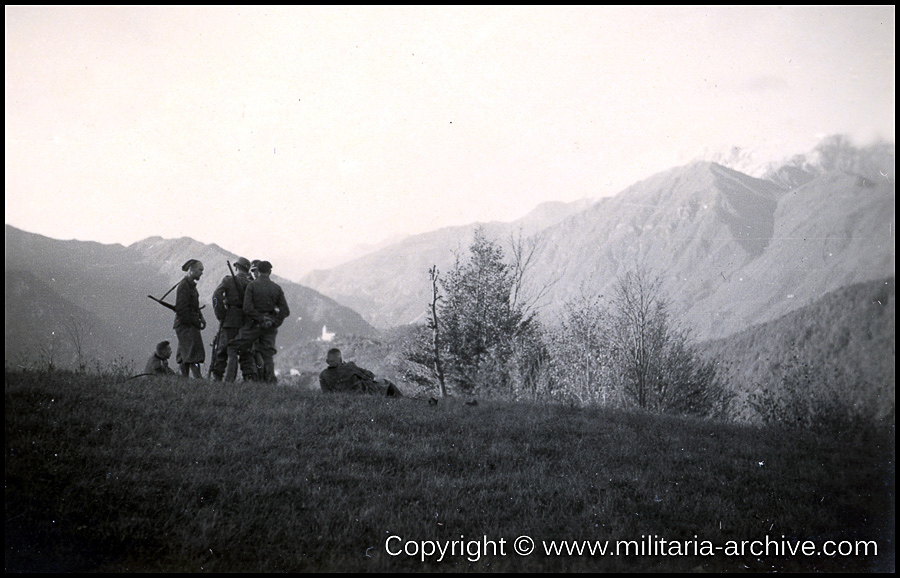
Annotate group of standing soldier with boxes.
[146,256,402,398]
[152,257,290,382]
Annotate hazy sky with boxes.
[5,6,895,280]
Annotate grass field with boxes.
[5,369,895,572]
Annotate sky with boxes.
[5,6,895,281]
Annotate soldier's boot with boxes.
[180,362,190,378]
[189,363,202,379]
[224,353,239,383]
[264,361,276,384]
[239,356,258,382]
[210,358,224,381]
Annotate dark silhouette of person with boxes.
[319,348,403,397]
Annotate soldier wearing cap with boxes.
[174,259,206,378]
[210,257,257,381]
[225,260,290,383]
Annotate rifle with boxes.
[147,295,177,311]
[148,281,205,311]
[147,281,179,311]
[208,323,223,378]
[208,261,238,378]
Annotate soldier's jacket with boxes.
[173,277,203,329]
[144,352,175,376]
[212,271,252,328]
[319,362,381,394]
[243,276,290,327]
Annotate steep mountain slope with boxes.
[301,198,592,328]
[535,157,894,340]
[5,226,378,370]
[531,162,785,336]
[5,270,130,369]
[702,276,895,420]
[301,139,894,341]
[5,227,176,368]
[697,169,895,337]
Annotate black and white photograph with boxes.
[5,6,894,572]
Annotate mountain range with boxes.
[5,136,895,384]
[4,228,377,370]
[301,136,895,341]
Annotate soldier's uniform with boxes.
[225,261,290,383]
[319,361,383,394]
[318,349,403,397]
[173,266,205,376]
[145,341,176,376]
[210,258,256,381]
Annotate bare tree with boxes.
[38,331,60,372]
[507,228,555,322]
[609,266,667,409]
[428,265,448,398]
[63,315,91,372]
[608,265,726,416]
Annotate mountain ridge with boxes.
[4,225,378,370]
[5,136,894,371]
[300,138,894,340]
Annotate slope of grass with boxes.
[5,369,894,572]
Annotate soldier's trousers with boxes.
[211,326,257,381]
[226,324,278,383]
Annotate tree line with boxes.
[404,227,730,418]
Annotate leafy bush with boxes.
[747,353,890,435]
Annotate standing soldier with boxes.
[210,257,256,381]
[248,260,266,378]
[174,259,206,378]
[225,260,290,383]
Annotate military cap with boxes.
[234,257,251,271]
[256,260,273,274]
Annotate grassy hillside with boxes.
[5,369,894,572]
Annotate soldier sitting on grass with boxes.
[145,340,176,376]
[318,348,403,397]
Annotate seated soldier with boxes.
[318,348,403,397]
[145,340,176,376]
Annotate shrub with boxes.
[747,353,888,435]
